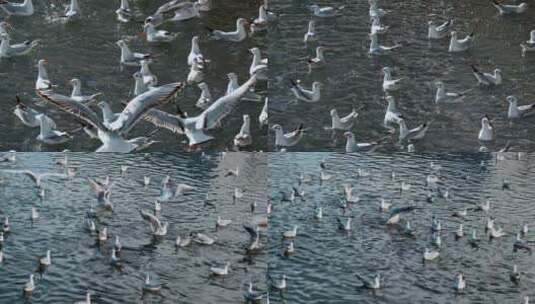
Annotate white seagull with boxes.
[492,1,527,15]
[272,124,304,148]
[369,32,401,55]
[507,95,535,119]
[478,115,494,141]
[207,18,248,42]
[0,0,33,16]
[470,65,502,86]
[448,31,474,52]
[290,80,321,103]
[428,19,453,39]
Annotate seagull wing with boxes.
[196,75,257,130]
[243,224,259,239]
[139,209,162,229]
[36,90,108,131]
[142,108,185,134]
[107,82,183,135]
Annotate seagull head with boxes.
[330,109,338,117]
[69,78,81,86]
[506,95,517,105]
[434,81,444,88]
[450,31,457,38]
[271,124,282,131]
[343,131,354,139]
[133,71,143,80]
[115,40,126,47]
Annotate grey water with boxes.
[268,152,535,303]
[0,152,267,303]
[0,0,267,152]
[268,0,535,152]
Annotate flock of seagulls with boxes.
[0,152,270,303]
[2,0,270,152]
[270,0,535,152]
[269,154,535,303]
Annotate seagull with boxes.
[0,33,39,58]
[314,206,323,219]
[290,80,321,103]
[216,216,232,228]
[141,75,257,147]
[283,225,297,239]
[478,115,494,141]
[249,47,267,79]
[187,60,204,84]
[308,46,326,68]
[270,275,287,291]
[74,291,91,304]
[506,96,535,119]
[69,79,101,104]
[207,18,248,42]
[454,273,466,293]
[0,0,33,16]
[36,114,72,145]
[139,209,168,236]
[259,97,268,127]
[434,81,465,103]
[244,282,264,302]
[355,273,381,289]
[196,82,213,109]
[234,114,252,147]
[379,198,392,212]
[35,59,54,90]
[423,248,440,261]
[39,250,51,267]
[428,19,453,39]
[468,229,480,247]
[492,1,528,15]
[143,273,161,292]
[489,225,506,238]
[98,227,108,242]
[344,184,360,203]
[510,264,521,285]
[188,36,205,66]
[251,4,268,33]
[114,235,122,252]
[23,274,35,293]
[397,116,430,142]
[455,224,464,240]
[284,241,294,256]
[3,216,10,233]
[329,108,358,131]
[167,2,201,22]
[175,234,191,248]
[192,232,216,245]
[521,42,535,57]
[448,31,474,52]
[470,65,502,86]
[143,18,178,43]
[513,233,532,253]
[36,82,183,152]
[337,217,351,231]
[369,0,386,18]
[369,32,401,55]
[344,132,379,152]
[308,4,343,17]
[210,262,230,276]
[0,249,3,263]
[386,205,417,225]
[159,175,194,201]
[63,0,81,22]
[115,0,132,22]
[0,21,11,36]
[225,72,240,95]
[370,16,389,35]
[384,95,402,129]
[304,20,317,43]
[13,96,41,127]
[272,124,304,148]
[116,40,153,66]
[139,60,158,87]
[382,67,404,92]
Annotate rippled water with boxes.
[268,152,535,303]
[0,152,267,303]
[0,0,267,152]
[268,0,535,152]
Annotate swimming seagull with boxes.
[207,18,248,42]
[344,132,379,152]
[270,275,287,291]
[382,67,404,92]
[423,248,440,261]
[74,291,91,304]
[13,96,41,127]
[39,250,51,267]
[69,79,101,104]
[428,19,453,39]
[143,18,178,43]
[196,82,212,109]
[329,108,359,131]
[492,1,528,15]
[141,75,257,147]
[272,124,304,148]
[434,81,465,103]
[384,95,402,130]
[216,216,232,228]
[210,262,230,276]
[167,2,201,22]
[0,0,33,16]
[355,273,381,289]
[510,264,521,285]
[284,241,294,256]
[513,233,532,253]
[0,21,11,36]
[304,20,317,43]
[369,32,401,55]
[251,4,268,33]
[448,31,474,52]
[344,184,360,203]
[244,282,264,302]
[36,81,183,152]
[308,4,343,17]
[470,65,502,86]
[506,96,535,119]
[139,209,168,236]
[259,97,268,126]
[454,273,466,293]
[192,232,216,245]
[249,47,267,79]
[116,40,153,66]
[138,60,158,87]
[23,274,35,293]
[233,114,252,147]
[489,225,506,238]
[63,0,81,22]
[290,80,321,103]
[337,217,351,231]
[143,273,161,292]
[370,16,389,35]
[478,115,494,141]
[386,206,417,224]
[283,225,298,239]
[159,175,194,201]
[397,116,430,142]
[35,59,54,90]
[0,34,39,58]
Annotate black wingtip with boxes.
[297,123,304,131]
[289,79,297,87]
[470,64,478,73]
[205,26,214,33]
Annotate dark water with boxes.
[268,152,535,303]
[0,152,267,303]
[0,0,267,152]
[268,0,535,152]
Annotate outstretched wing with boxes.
[198,75,257,130]
[142,108,185,134]
[36,90,107,131]
[108,82,183,135]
